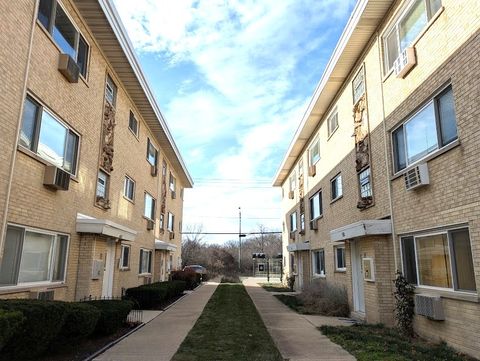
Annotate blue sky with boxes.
[113,0,356,243]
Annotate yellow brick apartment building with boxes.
[274,0,480,357]
[0,0,192,302]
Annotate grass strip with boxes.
[260,283,292,293]
[320,324,476,361]
[172,284,283,361]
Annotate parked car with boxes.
[183,265,207,274]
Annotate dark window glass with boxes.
[65,131,78,174]
[0,227,24,286]
[129,111,138,135]
[450,229,476,291]
[336,247,346,269]
[401,236,417,284]
[77,35,89,77]
[147,139,157,166]
[392,127,406,172]
[52,235,68,281]
[20,97,39,150]
[121,246,130,268]
[53,4,76,58]
[38,0,53,30]
[438,87,457,145]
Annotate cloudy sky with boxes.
[113,0,356,244]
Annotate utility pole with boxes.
[238,206,241,271]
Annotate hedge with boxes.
[54,302,101,344]
[0,299,68,360]
[125,280,186,309]
[171,269,201,290]
[0,309,24,352]
[84,299,133,335]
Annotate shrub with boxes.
[297,279,350,317]
[287,274,295,291]
[0,309,24,352]
[171,269,201,290]
[221,271,240,283]
[0,299,68,360]
[84,300,133,335]
[393,271,415,337]
[54,302,101,343]
[125,281,186,309]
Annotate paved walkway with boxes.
[94,279,220,361]
[243,277,356,361]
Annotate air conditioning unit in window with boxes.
[171,190,176,199]
[308,165,316,177]
[44,165,70,191]
[58,53,80,83]
[393,47,416,78]
[146,219,155,231]
[29,290,54,301]
[288,191,294,199]
[150,164,157,177]
[404,163,429,191]
[309,218,318,231]
[169,231,175,240]
[415,294,444,320]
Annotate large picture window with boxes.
[392,86,457,172]
[0,226,68,286]
[383,0,442,72]
[20,96,79,174]
[38,0,89,77]
[400,227,476,292]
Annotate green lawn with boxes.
[172,284,283,361]
[260,283,292,292]
[274,294,305,313]
[320,324,476,361]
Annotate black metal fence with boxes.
[78,295,143,325]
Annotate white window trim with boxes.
[327,108,339,138]
[139,248,153,275]
[312,249,326,278]
[119,244,130,270]
[144,192,155,220]
[290,211,297,232]
[128,111,139,138]
[123,175,135,202]
[167,212,175,232]
[146,138,158,167]
[331,173,343,201]
[309,190,323,221]
[289,171,296,192]
[309,137,321,166]
[334,245,346,272]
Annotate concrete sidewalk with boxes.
[94,280,220,361]
[243,277,356,361]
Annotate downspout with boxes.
[376,31,399,272]
[0,0,39,259]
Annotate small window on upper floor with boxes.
[289,171,296,192]
[327,108,339,137]
[331,174,343,201]
[105,75,117,106]
[169,172,176,192]
[383,0,442,74]
[358,167,372,199]
[38,0,89,78]
[167,212,175,232]
[309,137,320,166]
[309,190,322,221]
[352,67,365,104]
[289,211,297,232]
[298,158,304,177]
[147,138,158,167]
[124,176,135,202]
[144,192,156,220]
[128,111,138,137]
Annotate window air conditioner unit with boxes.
[44,165,70,191]
[415,294,444,320]
[58,53,80,83]
[309,218,318,230]
[151,164,157,177]
[146,219,155,231]
[394,47,416,78]
[308,165,316,177]
[169,231,175,240]
[404,163,429,191]
[171,190,176,199]
[288,191,294,199]
[29,290,54,301]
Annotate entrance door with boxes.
[351,241,365,314]
[102,240,115,298]
[297,253,304,289]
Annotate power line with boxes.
[187,216,280,220]
[181,231,282,235]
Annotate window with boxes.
[392,86,457,172]
[309,137,320,165]
[289,171,296,192]
[167,212,175,232]
[358,167,372,198]
[312,249,325,276]
[20,96,79,174]
[144,193,155,220]
[401,227,476,291]
[96,170,109,199]
[105,75,117,106]
[124,176,135,201]
[309,191,323,220]
[162,160,167,176]
[120,245,130,269]
[169,173,176,192]
[300,213,305,233]
[331,174,343,200]
[352,67,365,104]
[128,111,138,136]
[0,225,68,286]
[146,138,158,167]
[335,246,346,271]
[38,0,90,77]
[383,0,442,72]
[290,254,296,273]
[327,109,339,137]
[298,158,304,176]
[139,249,152,274]
[289,212,297,232]
[159,213,165,230]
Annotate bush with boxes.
[0,299,68,360]
[84,300,133,335]
[55,302,101,343]
[125,281,186,309]
[287,274,296,291]
[394,271,415,337]
[297,279,350,317]
[0,309,24,352]
[171,269,201,290]
[221,271,240,283]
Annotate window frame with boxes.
[123,175,135,202]
[167,212,175,232]
[358,167,372,199]
[352,66,366,105]
[309,137,320,166]
[400,226,476,293]
[96,169,109,200]
[144,192,156,220]
[169,172,176,192]
[312,249,326,277]
[0,224,70,287]
[331,173,343,201]
[146,138,158,168]
[289,171,296,192]
[37,0,90,78]
[334,245,346,272]
[309,190,323,221]
[19,95,80,175]
[391,85,457,174]
[139,248,152,275]
[128,110,139,137]
[105,75,117,106]
[289,211,297,233]
[120,244,130,270]
[327,108,339,138]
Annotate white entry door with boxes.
[351,241,365,314]
[102,240,115,298]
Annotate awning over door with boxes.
[76,213,137,241]
[286,242,311,252]
[330,220,392,242]
[155,239,177,251]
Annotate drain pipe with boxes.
[376,32,399,272]
[0,0,39,258]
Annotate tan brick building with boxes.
[274,0,480,357]
[0,0,192,302]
